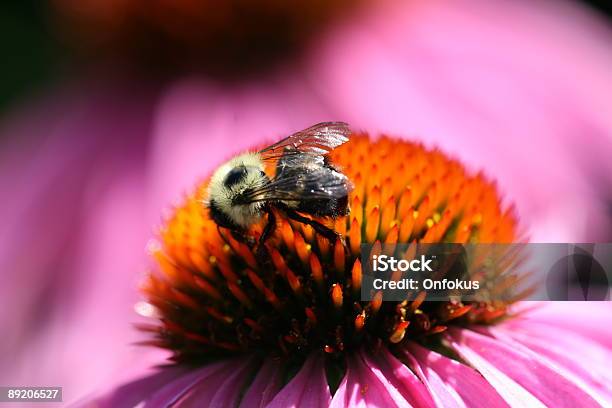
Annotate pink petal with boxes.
[401,342,508,408]
[513,302,612,349]
[330,350,413,407]
[490,324,612,406]
[396,348,460,408]
[0,78,163,404]
[176,357,257,407]
[359,347,435,407]
[448,328,600,407]
[79,357,255,407]
[144,359,248,407]
[239,358,283,408]
[266,354,331,408]
[74,365,189,408]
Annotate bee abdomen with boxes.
[296,195,349,218]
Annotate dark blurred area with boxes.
[0,2,63,112]
[0,0,610,114]
[586,0,612,15]
[0,0,358,114]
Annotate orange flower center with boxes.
[140,133,519,363]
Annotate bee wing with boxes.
[259,122,350,161]
[241,159,352,203]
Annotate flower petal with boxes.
[75,366,189,408]
[239,358,283,408]
[266,354,331,408]
[448,328,600,408]
[490,323,612,407]
[144,359,246,407]
[79,358,253,407]
[401,342,508,408]
[513,302,612,349]
[330,350,413,407]
[0,78,162,404]
[175,358,257,407]
[359,347,435,407]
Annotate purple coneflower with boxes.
[80,134,612,407]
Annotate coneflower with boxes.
[81,134,612,407]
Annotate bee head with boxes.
[221,165,267,204]
[207,153,269,228]
[223,166,249,188]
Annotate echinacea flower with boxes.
[80,134,612,407]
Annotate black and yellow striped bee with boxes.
[206,122,352,252]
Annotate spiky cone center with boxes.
[141,134,519,365]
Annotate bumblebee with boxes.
[206,122,351,251]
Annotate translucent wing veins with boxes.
[259,122,350,160]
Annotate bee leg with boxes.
[256,208,276,264]
[231,229,256,247]
[283,209,340,243]
[216,225,255,248]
